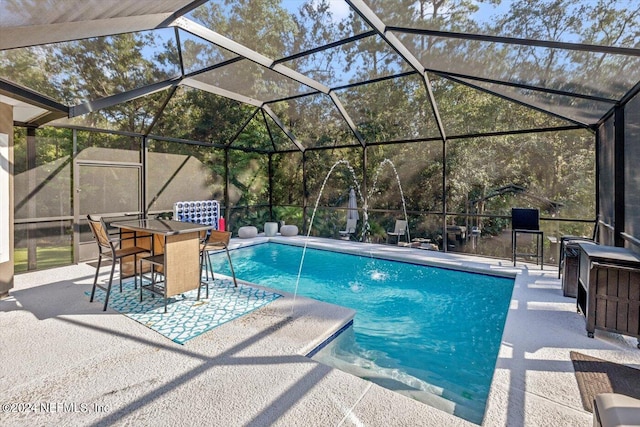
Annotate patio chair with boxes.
[87,214,150,311]
[339,218,357,240]
[200,230,238,297]
[511,208,543,270]
[386,220,408,245]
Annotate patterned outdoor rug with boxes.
[570,351,640,412]
[87,278,282,344]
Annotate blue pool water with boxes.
[208,243,514,424]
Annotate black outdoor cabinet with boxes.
[577,242,640,346]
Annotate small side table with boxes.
[264,222,278,237]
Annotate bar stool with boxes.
[139,234,170,312]
[200,230,238,298]
[87,214,150,311]
[139,253,169,312]
[511,208,544,270]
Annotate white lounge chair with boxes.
[339,218,357,240]
[386,220,408,245]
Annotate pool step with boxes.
[312,350,456,415]
[364,371,456,414]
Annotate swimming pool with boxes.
[207,242,514,424]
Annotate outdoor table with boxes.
[110,219,213,297]
[264,222,278,237]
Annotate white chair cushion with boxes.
[594,393,640,427]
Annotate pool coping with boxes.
[268,236,519,278]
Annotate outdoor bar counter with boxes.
[577,242,640,345]
[110,219,212,298]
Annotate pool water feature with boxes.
[207,243,514,424]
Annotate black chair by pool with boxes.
[511,208,544,270]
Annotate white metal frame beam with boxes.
[182,78,263,108]
[70,77,182,117]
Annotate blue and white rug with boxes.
[87,278,282,344]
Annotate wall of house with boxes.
[0,101,14,296]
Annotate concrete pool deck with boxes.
[1,236,639,426]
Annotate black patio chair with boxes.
[511,208,544,270]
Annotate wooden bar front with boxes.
[163,232,200,296]
[577,242,640,344]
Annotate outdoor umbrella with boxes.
[347,187,359,221]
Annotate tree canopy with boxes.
[4,0,635,257]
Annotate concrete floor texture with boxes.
[1,236,639,427]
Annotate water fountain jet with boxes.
[291,158,410,313]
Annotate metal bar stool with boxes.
[87,214,150,311]
[200,230,238,298]
[511,208,544,270]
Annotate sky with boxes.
[281,0,352,22]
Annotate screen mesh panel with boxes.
[449,76,616,126]
[272,152,304,206]
[191,59,315,103]
[624,93,640,249]
[150,86,258,145]
[335,73,439,142]
[268,93,360,149]
[186,0,372,60]
[368,0,638,49]
[0,29,181,106]
[429,73,574,135]
[13,129,72,221]
[147,140,224,213]
[598,116,615,245]
[178,29,240,75]
[279,33,412,89]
